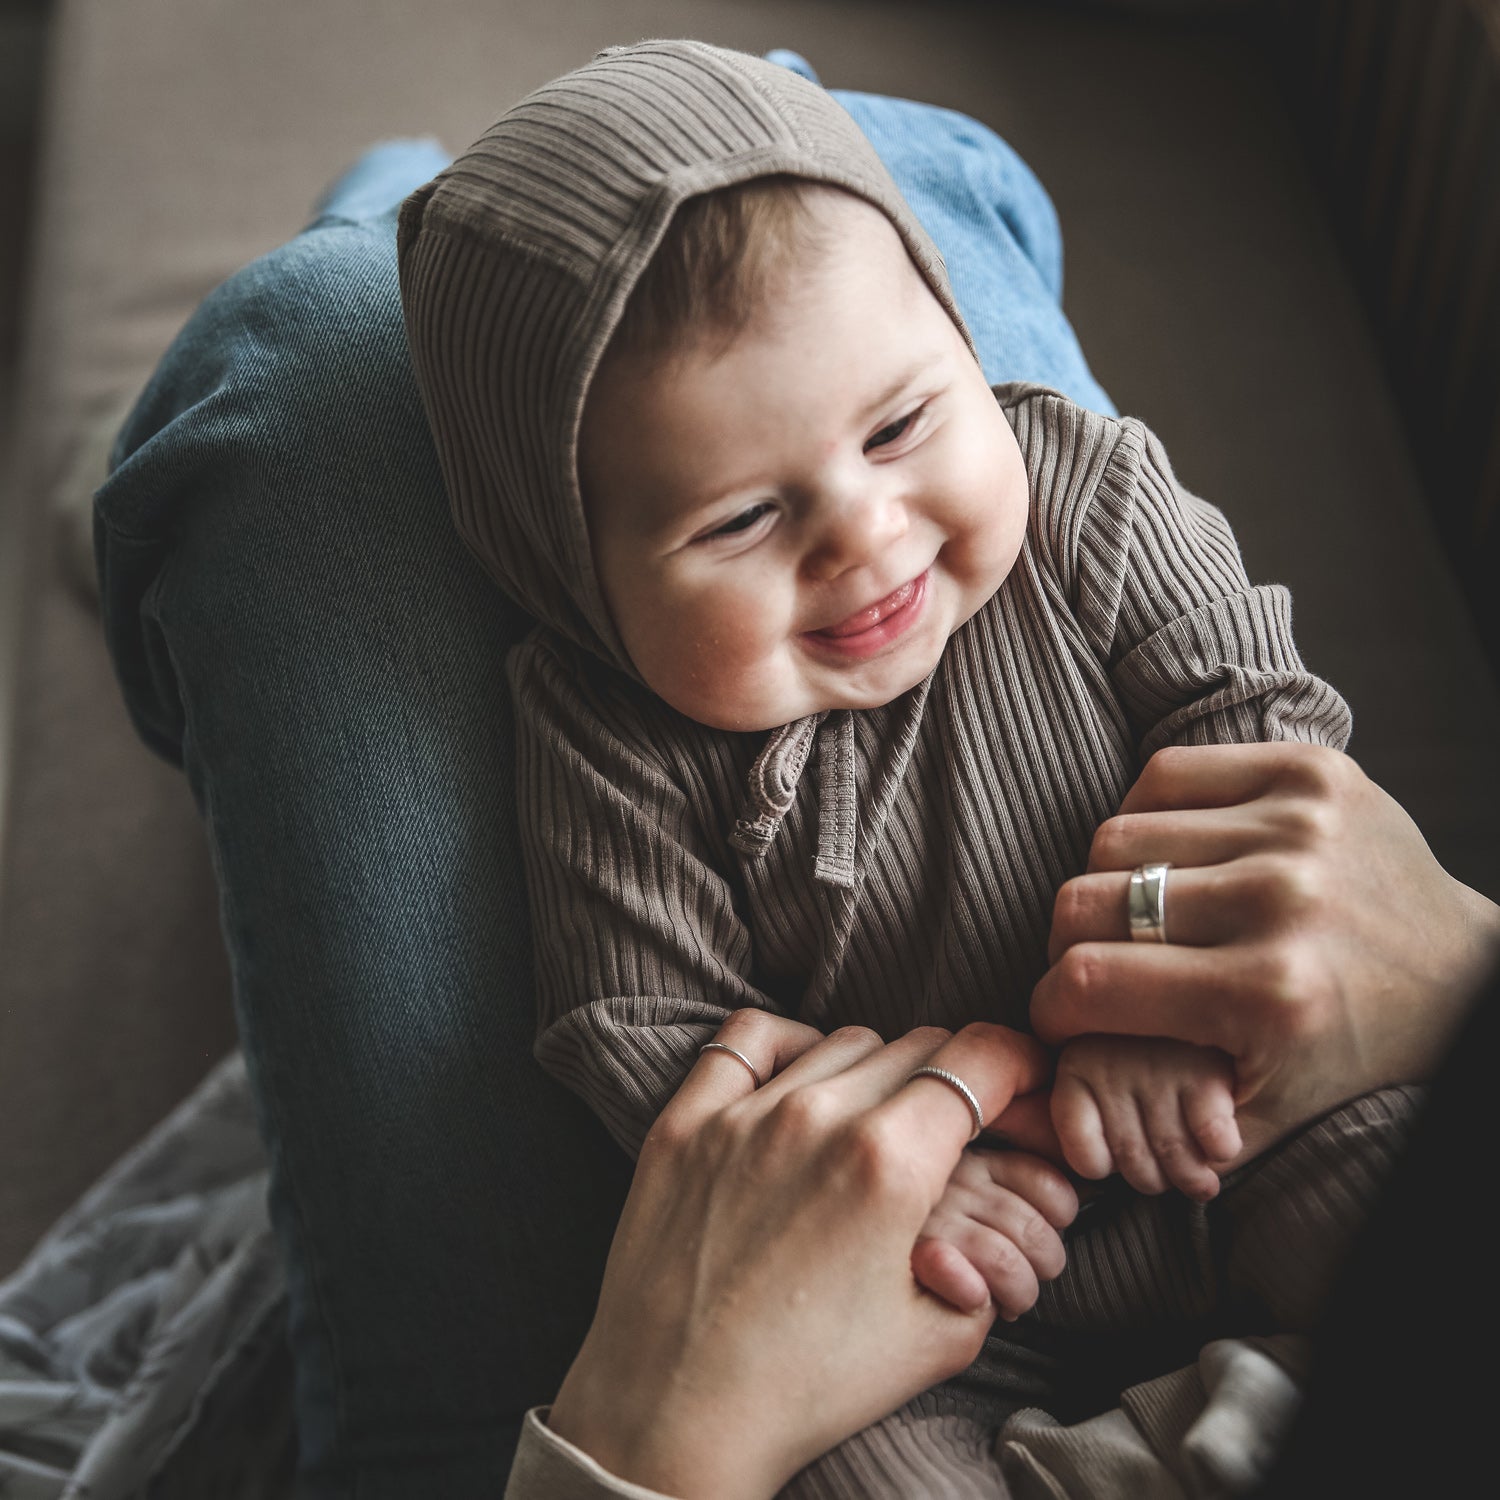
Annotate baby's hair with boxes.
[608,175,844,362]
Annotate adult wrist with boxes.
[1434,879,1500,1055]
[508,1407,680,1499]
[548,1354,782,1500]
[1354,873,1500,1098]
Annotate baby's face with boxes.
[579,192,1030,732]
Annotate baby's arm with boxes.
[1051,1036,1241,1201]
[912,1146,1078,1316]
[511,637,777,1158]
[1029,402,1352,1197]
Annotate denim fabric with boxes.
[96,89,1110,1498]
[833,91,1115,413]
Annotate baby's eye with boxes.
[865,409,919,452]
[706,501,773,540]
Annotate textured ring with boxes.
[1128,862,1172,943]
[698,1042,765,1088]
[908,1066,985,1142]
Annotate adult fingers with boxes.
[1085,805,1268,875]
[757,1025,940,1101]
[1117,742,1356,817]
[1051,849,1330,961]
[984,1090,1067,1164]
[758,1024,967,1124]
[656,1009,825,1138]
[1050,864,1236,962]
[1031,942,1255,1058]
[880,1024,1054,1158]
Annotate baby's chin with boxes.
[663,661,941,733]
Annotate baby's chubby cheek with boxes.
[629,614,785,731]
[955,421,1030,594]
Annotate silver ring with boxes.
[1128,862,1172,943]
[908,1066,985,1142]
[698,1042,764,1088]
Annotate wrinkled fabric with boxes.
[0,1056,291,1499]
[999,1338,1306,1500]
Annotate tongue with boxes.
[819,578,916,637]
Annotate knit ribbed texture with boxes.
[511,386,1355,1161]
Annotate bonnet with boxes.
[397,40,975,886]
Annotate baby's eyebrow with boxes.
[649,354,953,548]
[858,357,946,423]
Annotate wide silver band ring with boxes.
[908,1066,985,1142]
[698,1042,764,1088]
[1128,862,1172,944]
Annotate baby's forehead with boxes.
[653,189,930,351]
[584,300,954,538]
[576,184,957,525]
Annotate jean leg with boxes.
[831,90,1116,414]
[96,208,631,1497]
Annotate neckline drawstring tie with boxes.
[730,710,857,889]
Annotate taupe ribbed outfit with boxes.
[398,42,1415,1499]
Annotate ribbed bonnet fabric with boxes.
[396,38,974,679]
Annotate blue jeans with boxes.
[95,68,1111,1498]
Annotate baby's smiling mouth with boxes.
[802,571,931,661]
[813,576,922,638]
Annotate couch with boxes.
[1,0,1497,1488]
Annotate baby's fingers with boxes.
[1184,1071,1242,1165]
[921,1216,1043,1322]
[1050,1071,1113,1181]
[1140,1090,1220,1202]
[910,1236,992,1315]
[1099,1098,1169,1196]
[925,1153,1072,1317]
[976,1150,1079,1232]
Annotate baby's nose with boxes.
[803,484,910,582]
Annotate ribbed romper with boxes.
[398,41,1415,1496]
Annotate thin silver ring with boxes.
[908,1066,985,1142]
[698,1042,764,1088]
[1128,862,1172,943]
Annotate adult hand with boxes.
[547,1009,1060,1500]
[1032,743,1500,1161]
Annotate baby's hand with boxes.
[1051,1036,1242,1202]
[911,1148,1078,1317]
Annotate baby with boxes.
[399,40,1413,1494]
[575,173,1246,1213]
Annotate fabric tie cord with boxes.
[730,709,858,888]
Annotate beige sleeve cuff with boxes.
[505,1407,684,1500]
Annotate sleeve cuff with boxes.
[505,1407,684,1500]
